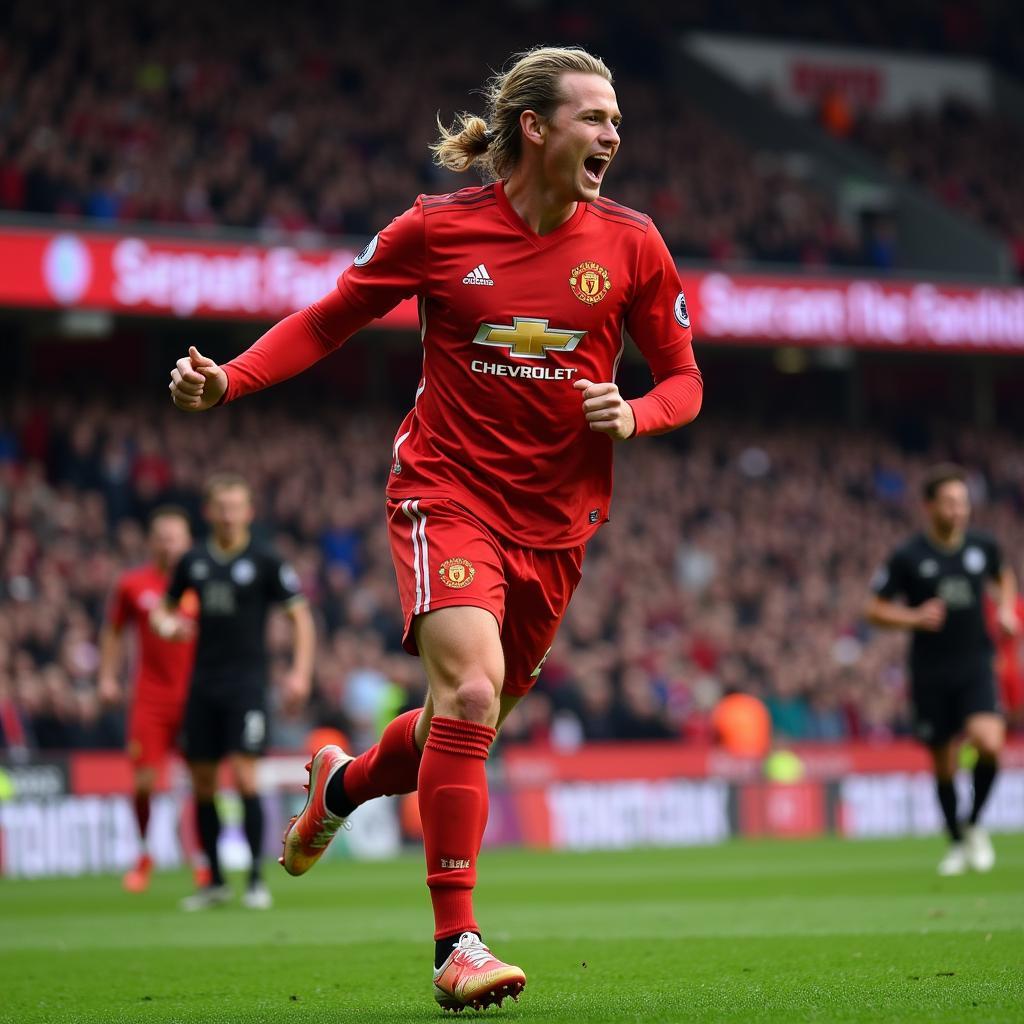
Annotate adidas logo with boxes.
[462,264,494,286]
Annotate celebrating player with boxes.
[167,46,702,1008]
[152,474,314,911]
[98,506,199,893]
[866,464,1018,876]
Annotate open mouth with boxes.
[583,154,610,185]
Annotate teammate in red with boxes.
[986,590,1024,728]
[168,46,702,1009]
[98,506,200,893]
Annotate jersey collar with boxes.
[494,180,588,250]
[922,530,966,556]
[206,536,252,564]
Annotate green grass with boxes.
[1,836,1023,1023]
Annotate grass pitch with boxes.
[1,836,1022,1023]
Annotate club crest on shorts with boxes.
[438,557,476,589]
[569,261,611,304]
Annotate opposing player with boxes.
[866,465,1018,875]
[98,506,199,893]
[167,46,702,1008]
[152,474,314,910]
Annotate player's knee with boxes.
[450,676,500,725]
[973,734,1002,760]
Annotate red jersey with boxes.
[108,564,196,708]
[985,593,1024,711]
[224,182,702,548]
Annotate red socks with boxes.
[339,710,496,940]
[343,709,422,806]
[418,716,496,939]
[134,792,151,839]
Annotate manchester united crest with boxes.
[438,557,476,589]
[569,261,611,305]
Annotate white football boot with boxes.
[937,842,969,876]
[964,825,995,872]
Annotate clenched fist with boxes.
[169,346,228,412]
[573,378,636,440]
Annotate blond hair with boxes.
[203,472,252,502]
[431,46,613,180]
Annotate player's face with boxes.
[149,515,191,569]
[927,480,970,537]
[205,485,254,544]
[540,72,621,203]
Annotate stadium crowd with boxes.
[2,393,1022,755]
[852,100,1024,279]
[1,1,1022,272]
[0,0,876,268]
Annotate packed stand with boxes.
[0,0,867,267]
[2,394,1023,755]
[674,0,1024,79]
[851,99,1024,278]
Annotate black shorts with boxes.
[910,662,1000,747]
[183,683,268,761]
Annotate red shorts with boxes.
[387,497,585,697]
[128,701,185,768]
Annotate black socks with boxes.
[325,761,356,818]
[242,795,264,883]
[435,932,480,970]
[970,757,998,826]
[196,799,224,885]
[936,779,962,842]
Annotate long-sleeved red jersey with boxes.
[223,181,702,547]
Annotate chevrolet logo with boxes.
[472,317,586,359]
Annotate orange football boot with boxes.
[279,745,353,876]
[432,932,526,1012]
[122,853,153,893]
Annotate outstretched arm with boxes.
[169,203,426,411]
[168,291,371,411]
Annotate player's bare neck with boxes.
[503,173,576,236]
[210,531,250,559]
[927,525,964,552]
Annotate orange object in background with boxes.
[819,87,853,138]
[306,726,350,758]
[399,793,423,841]
[712,692,772,757]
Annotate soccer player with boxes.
[986,587,1024,730]
[152,474,314,910]
[98,506,198,893]
[866,464,1018,876]
[167,46,702,1008]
